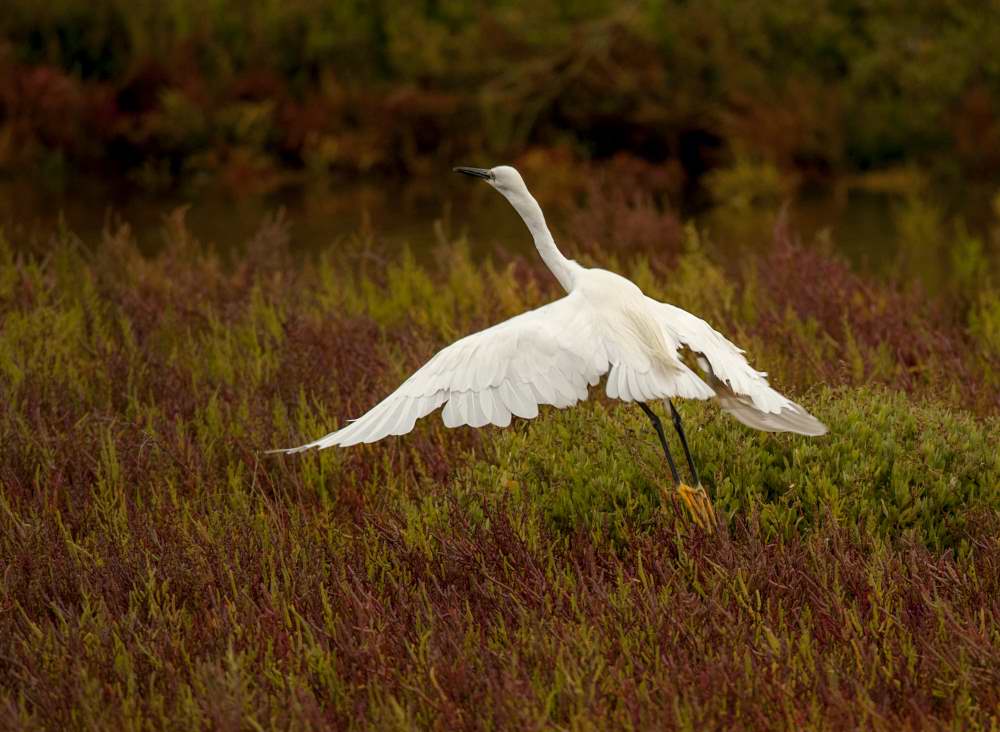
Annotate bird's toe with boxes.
[676,482,716,531]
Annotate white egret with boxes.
[273,165,826,521]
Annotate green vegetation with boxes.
[2,0,999,190]
[473,388,999,552]
[2,183,999,727]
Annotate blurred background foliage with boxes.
[1,0,999,186]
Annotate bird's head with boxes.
[453,165,528,200]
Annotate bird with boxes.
[272,165,827,523]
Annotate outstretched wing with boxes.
[648,298,827,436]
[274,292,609,452]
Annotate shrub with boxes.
[462,387,998,553]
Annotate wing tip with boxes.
[719,397,829,436]
[264,444,318,455]
[265,434,342,454]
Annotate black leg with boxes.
[668,400,701,488]
[637,402,680,486]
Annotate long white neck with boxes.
[504,189,575,292]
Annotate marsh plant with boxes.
[1,184,999,728]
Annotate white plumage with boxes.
[274,165,826,453]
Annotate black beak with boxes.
[453,166,492,180]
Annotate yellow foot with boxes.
[676,482,717,531]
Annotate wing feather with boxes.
[488,390,513,428]
[627,368,643,403]
[500,380,538,419]
[441,395,462,428]
[605,367,620,399]
[647,298,827,435]
[616,365,630,402]
[467,391,483,426]
[272,292,608,452]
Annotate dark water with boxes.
[1,175,995,290]
[0,176,534,259]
